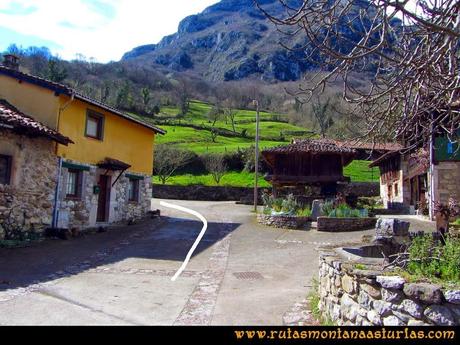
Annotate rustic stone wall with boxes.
[434,162,460,204]
[152,182,380,203]
[319,252,460,326]
[57,163,94,229]
[57,159,151,230]
[152,184,262,202]
[115,175,152,222]
[337,183,380,198]
[317,217,377,232]
[256,214,311,230]
[0,131,57,239]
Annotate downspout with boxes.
[57,92,75,133]
[52,157,63,228]
[429,132,435,220]
[52,92,75,228]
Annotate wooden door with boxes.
[97,175,111,222]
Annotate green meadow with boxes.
[131,100,379,186]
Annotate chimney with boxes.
[2,54,19,71]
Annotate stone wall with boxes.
[317,217,377,232]
[0,131,57,239]
[57,159,151,230]
[337,182,380,198]
[319,252,460,326]
[152,184,262,202]
[257,214,311,230]
[152,182,380,202]
[434,161,460,204]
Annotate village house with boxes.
[370,134,460,218]
[0,55,165,236]
[0,100,73,238]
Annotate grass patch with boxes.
[406,234,460,287]
[153,171,271,188]
[307,278,336,326]
[344,160,379,182]
[354,263,368,270]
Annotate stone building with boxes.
[370,136,460,218]
[0,56,165,235]
[0,100,72,239]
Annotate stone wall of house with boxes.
[57,160,151,230]
[317,217,377,232]
[57,163,95,230]
[319,252,460,326]
[115,175,152,222]
[434,161,460,204]
[256,214,311,229]
[0,131,57,239]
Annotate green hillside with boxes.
[134,100,313,153]
[131,100,379,185]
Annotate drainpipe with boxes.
[57,92,75,133]
[52,92,75,228]
[52,157,63,228]
[429,133,435,220]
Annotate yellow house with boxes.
[0,55,165,229]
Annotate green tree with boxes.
[141,87,151,109]
[47,58,67,83]
[116,82,133,110]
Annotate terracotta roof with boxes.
[292,138,403,152]
[0,100,73,145]
[0,65,166,135]
[369,150,401,168]
[264,139,357,155]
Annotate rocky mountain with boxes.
[122,0,314,82]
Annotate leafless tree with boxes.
[174,78,192,116]
[256,0,460,148]
[154,145,192,184]
[310,96,336,138]
[223,100,239,133]
[207,105,225,126]
[210,127,219,143]
[204,154,228,184]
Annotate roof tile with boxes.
[0,100,73,145]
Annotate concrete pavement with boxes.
[0,200,376,325]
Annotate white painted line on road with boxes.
[160,201,208,282]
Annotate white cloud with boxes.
[0,0,220,62]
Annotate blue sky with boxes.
[0,0,219,62]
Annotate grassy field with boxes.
[150,101,312,154]
[153,171,271,187]
[344,160,379,183]
[134,100,379,184]
[153,160,379,187]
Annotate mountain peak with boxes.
[121,0,327,82]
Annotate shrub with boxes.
[281,194,298,214]
[296,207,312,217]
[203,154,227,185]
[262,192,308,216]
[321,201,335,217]
[323,201,367,218]
[407,234,460,283]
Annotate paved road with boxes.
[0,200,377,325]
